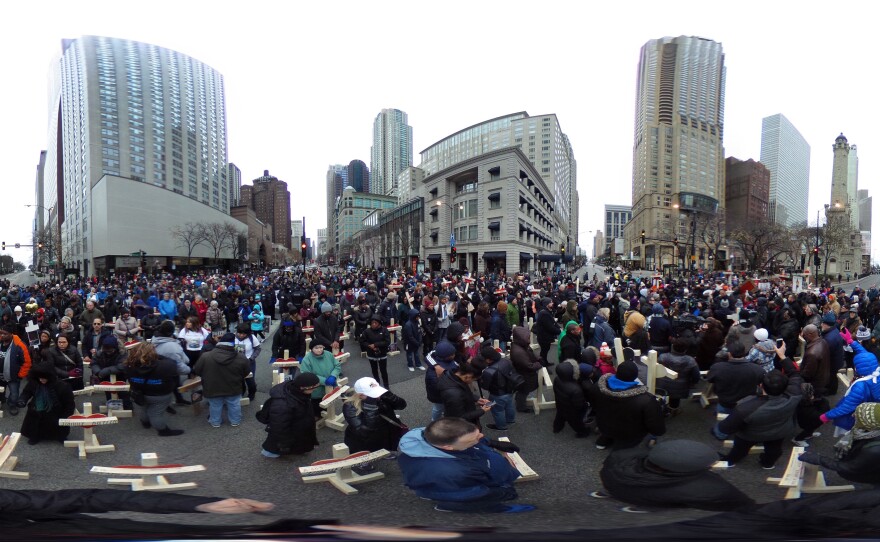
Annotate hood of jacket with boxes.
[205,345,239,365]
[150,336,178,347]
[598,373,647,397]
[512,325,531,346]
[556,359,580,382]
[409,308,420,321]
[540,297,553,309]
[853,341,879,377]
[399,428,456,460]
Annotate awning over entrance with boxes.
[482,251,506,259]
[538,254,561,262]
[520,252,533,260]
[427,254,441,261]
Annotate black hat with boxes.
[446,322,465,343]
[615,360,638,382]
[291,372,320,389]
[647,440,717,473]
[310,339,329,351]
[218,332,236,346]
[158,320,176,336]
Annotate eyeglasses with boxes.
[93,323,102,326]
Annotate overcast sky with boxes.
[2,0,878,267]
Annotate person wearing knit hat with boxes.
[313,300,340,354]
[799,402,880,485]
[534,296,560,368]
[584,359,665,450]
[598,439,754,510]
[260,372,321,458]
[359,316,391,387]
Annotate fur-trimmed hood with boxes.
[597,373,648,398]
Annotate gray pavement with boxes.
[0,319,862,535]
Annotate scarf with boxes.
[34,385,53,412]
[835,402,880,458]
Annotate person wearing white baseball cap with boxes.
[343,377,408,470]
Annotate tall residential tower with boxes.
[370,108,413,198]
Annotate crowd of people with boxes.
[2,265,880,516]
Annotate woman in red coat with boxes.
[193,295,209,326]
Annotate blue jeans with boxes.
[489,393,516,429]
[712,404,733,440]
[2,380,20,406]
[406,349,422,368]
[207,395,241,426]
[431,402,445,421]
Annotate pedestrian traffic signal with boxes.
[450,246,457,264]
[640,230,646,244]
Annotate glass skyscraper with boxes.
[370,108,413,198]
[760,113,811,227]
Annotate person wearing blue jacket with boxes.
[158,293,178,322]
[397,417,534,513]
[821,328,880,431]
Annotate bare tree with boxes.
[170,223,207,270]
[822,213,852,276]
[33,224,63,274]
[696,209,727,270]
[729,218,791,271]
[202,222,239,263]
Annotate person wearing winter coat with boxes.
[477,342,520,431]
[657,339,701,411]
[821,311,846,395]
[353,299,373,341]
[800,324,831,396]
[552,359,590,437]
[587,308,616,349]
[707,337,766,414]
[437,361,491,427]
[397,418,528,513]
[205,301,226,333]
[472,302,491,339]
[647,304,673,353]
[695,317,726,370]
[261,372,321,457]
[424,340,459,421]
[359,316,391,387]
[724,310,758,353]
[510,325,542,412]
[343,377,407,459]
[558,321,583,362]
[821,328,880,431]
[113,307,141,341]
[124,342,187,437]
[16,365,75,445]
[489,301,512,353]
[247,302,265,340]
[600,440,754,511]
[140,309,162,341]
[193,333,251,428]
[746,328,778,373]
[718,347,803,468]
[420,298,438,357]
[775,309,801,358]
[151,320,192,403]
[270,317,305,361]
[312,302,339,351]
[40,333,84,392]
[158,293,178,323]
[298,339,342,414]
[584,360,666,450]
[402,308,424,371]
[534,297,560,367]
[800,401,880,485]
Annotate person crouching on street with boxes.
[299,339,342,418]
[125,342,187,436]
[261,372,321,458]
[343,377,408,474]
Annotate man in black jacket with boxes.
[599,439,754,511]
[477,342,521,431]
[534,297,560,367]
[437,361,491,427]
[718,343,803,469]
[552,359,590,437]
[707,336,765,440]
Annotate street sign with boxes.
[14,243,20,248]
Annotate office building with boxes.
[604,204,632,255]
[347,160,369,193]
[334,187,397,255]
[724,157,770,231]
[370,108,413,197]
[240,170,292,249]
[325,165,346,257]
[39,36,240,275]
[317,228,327,260]
[628,36,726,271]
[396,166,425,204]
[593,230,605,260]
[760,114,811,227]
[228,163,242,206]
[418,111,578,249]
[291,219,303,244]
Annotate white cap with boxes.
[754,328,769,341]
[13,306,22,312]
[354,377,387,399]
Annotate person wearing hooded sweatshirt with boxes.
[270,316,305,361]
[510,325,543,412]
[559,300,579,329]
[124,342,187,436]
[90,334,133,410]
[657,338,701,412]
[800,402,880,485]
[437,360,491,427]
[261,372,320,458]
[648,303,673,353]
[17,364,75,445]
[424,340,459,421]
[820,328,880,431]
[151,320,192,405]
[402,308,424,372]
[312,302,339,352]
[359,316,391,387]
[299,339,342,415]
[599,439,754,511]
[587,308,616,349]
[477,341,520,431]
[584,359,666,450]
[558,321,583,363]
[397,417,531,513]
[193,332,250,428]
[552,359,591,438]
[746,328,778,373]
[534,297,560,367]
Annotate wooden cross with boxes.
[299,443,390,495]
[59,402,118,460]
[91,452,206,491]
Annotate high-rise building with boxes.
[317,228,328,260]
[347,160,369,193]
[371,108,413,197]
[858,189,872,232]
[228,163,242,206]
[291,219,303,242]
[593,230,605,260]
[418,112,578,250]
[825,134,862,275]
[325,164,346,258]
[40,36,240,276]
[724,157,770,232]
[848,145,859,230]
[760,114,811,227]
[396,166,425,204]
[241,170,292,249]
[628,36,726,271]
[604,205,632,255]
[334,187,397,254]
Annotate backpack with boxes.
[255,397,273,424]
[481,363,525,394]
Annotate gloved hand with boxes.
[324,375,337,387]
[68,368,83,378]
[819,413,830,424]
[489,439,520,453]
[798,451,821,465]
[841,327,853,345]
[269,357,277,365]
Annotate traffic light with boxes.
[37,242,43,250]
[813,246,820,267]
[640,230,646,244]
[300,239,307,261]
[560,244,566,256]
[450,246,457,264]
[1,241,4,250]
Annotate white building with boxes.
[760,113,811,227]
[370,108,413,198]
[40,36,231,275]
[604,204,632,255]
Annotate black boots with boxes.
[157,428,184,437]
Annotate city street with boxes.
[0,313,860,536]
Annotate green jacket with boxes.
[299,350,342,399]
